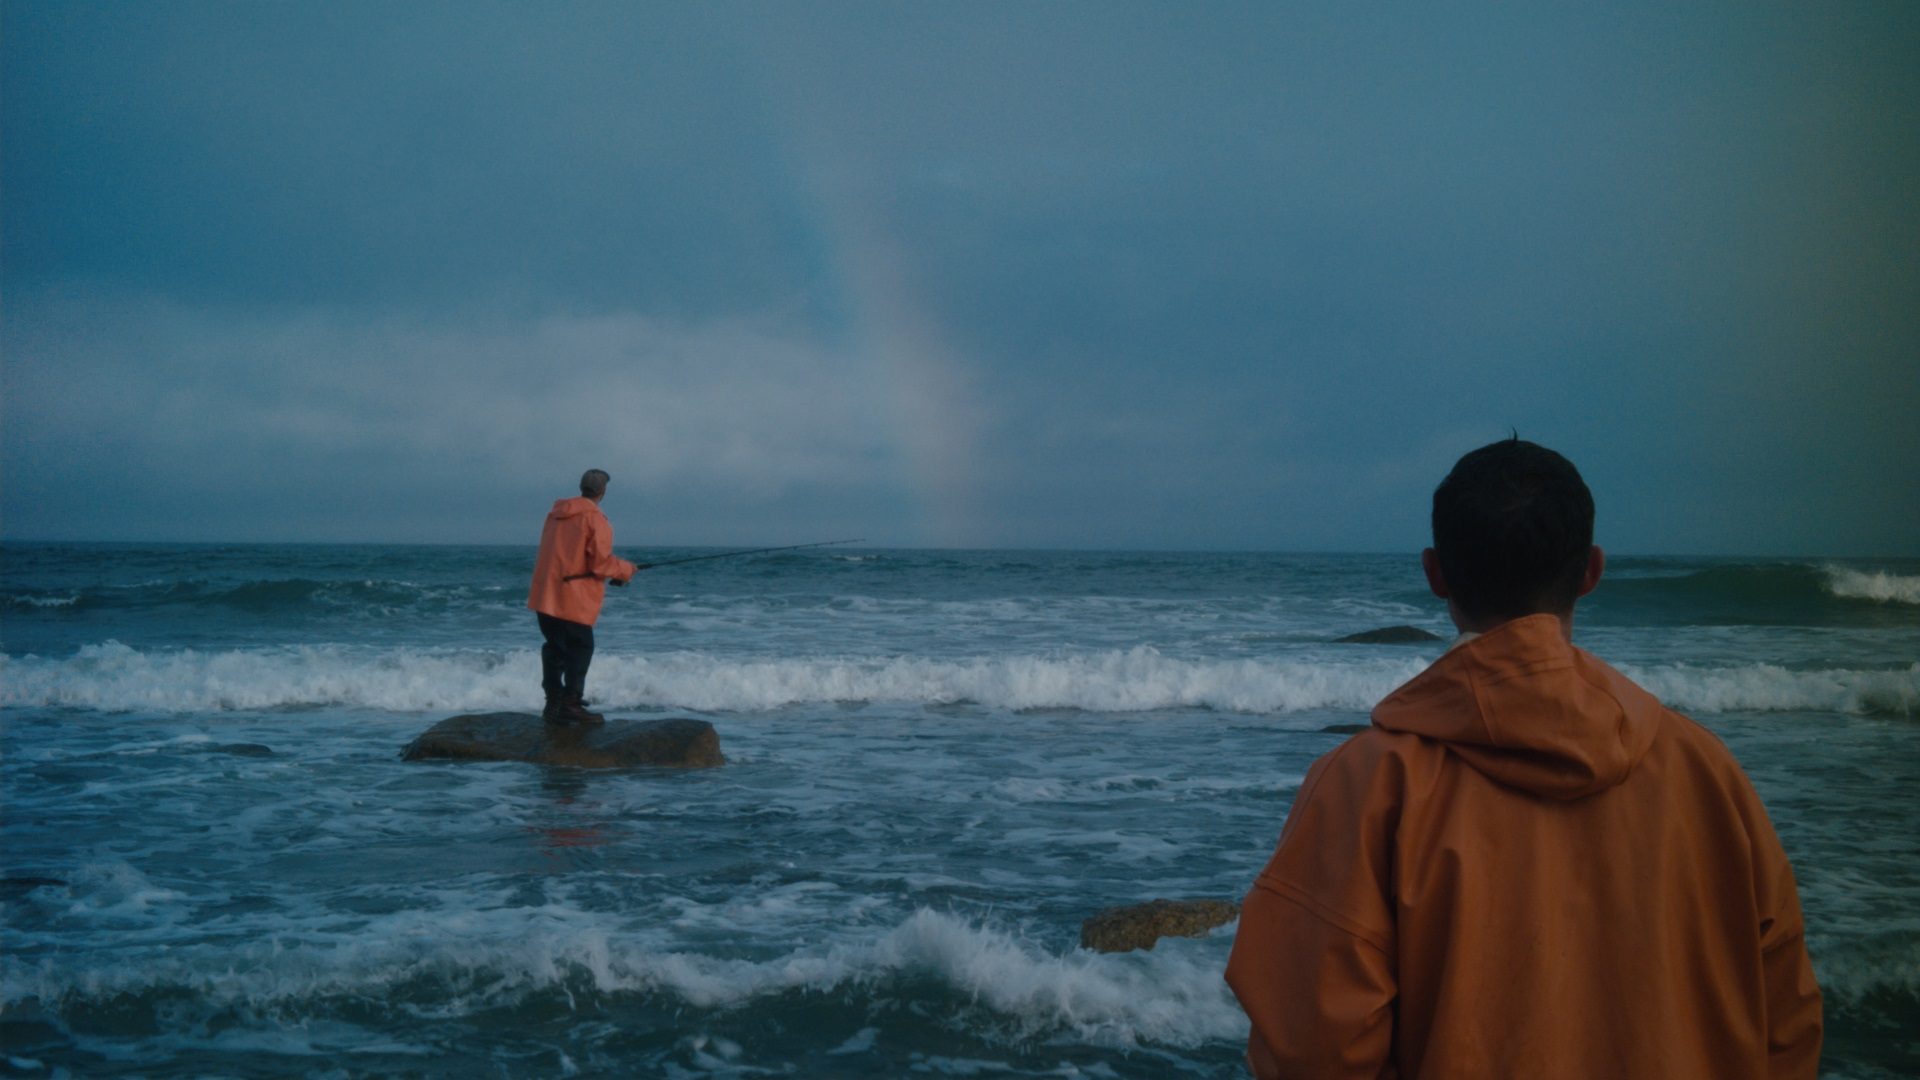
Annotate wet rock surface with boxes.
[200,743,275,757]
[1080,898,1240,953]
[1334,625,1443,644]
[401,713,724,769]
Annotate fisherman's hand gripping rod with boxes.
[564,539,865,583]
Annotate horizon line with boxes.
[3,536,1915,562]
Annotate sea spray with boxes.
[1824,565,1920,606]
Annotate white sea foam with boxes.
[1623,661,1920,718]
[0,642,538,713]
[991,773,1301,805]
[0,642,1426,716]
[7,642,1915,717]
[827,1028,879,1055]
[1824,565,1920,605]
[4,593,79,607]
[1,905,1244,1049]
[1815,935,1920,1009]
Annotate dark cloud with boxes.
[4,2,1916,552]
[3,2,809,313]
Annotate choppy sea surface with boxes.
[2,544,1916,1078]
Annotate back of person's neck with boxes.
[1448,605,1577,642]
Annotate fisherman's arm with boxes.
[585,514,640,584]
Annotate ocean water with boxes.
[2,544,1916,1079]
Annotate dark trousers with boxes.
[536,613,595,701]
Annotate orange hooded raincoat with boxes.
[526,496,637,627]
[1225,614,1821,1079]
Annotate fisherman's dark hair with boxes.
[580,469,611,497]
[1431,437,1593,621]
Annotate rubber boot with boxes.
[542,696,570,724]
[562,694,605,725]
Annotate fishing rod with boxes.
[564,539,865,581]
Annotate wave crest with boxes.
[6,644,1913,717]
[0,643,1426,716]
[1,900,1242,1049]
[0,577,507,616]
[1824,566,1920,606]
[1622,662,1920,718]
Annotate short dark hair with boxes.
[580,469,610,498]
[1431,438,1594,621]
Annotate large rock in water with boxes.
[401,713,724,769]
[1080,898,1239,953]
[1334,624,1443,644]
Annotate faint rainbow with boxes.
[750,94,987,548]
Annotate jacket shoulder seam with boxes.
[1285,731,1371,825]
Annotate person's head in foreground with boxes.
[1221,435,1821,1080]
[1421,436,1604,636]
[580,468,610,501]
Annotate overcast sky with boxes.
[4,2,1916,554]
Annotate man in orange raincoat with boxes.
[527,469,646,724]
[1225,438,1821,1078]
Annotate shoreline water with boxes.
[3,544,1916,1077]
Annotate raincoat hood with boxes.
[1371,613,1663,799]
[1229,610,1822,1077]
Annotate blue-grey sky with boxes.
[4,2,1916,553]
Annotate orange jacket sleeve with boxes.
[1225,740,1401,1079]
[1743,779,1822,1079]
[1762,927,1822,1080]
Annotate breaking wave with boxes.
[1824,566,1920,606]
[1,891,1243,1051]
[1593,561,1920,626]
[0,642,1426,715]
[9,867,1913,1048]
[1815,932,1920,1012]
[1622,661,1920,718]
[4,643,1915,717]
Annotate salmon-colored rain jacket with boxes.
[526,497,637,627]
[1226,614,1821,1080]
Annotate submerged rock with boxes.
[401,713,724,769]
[1080,898,1239,953]
[1321,722,1371,735]
[1334,625,1443,644]
[202,743,275,758]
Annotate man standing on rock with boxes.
[1225,438,1821,1078]
[528,469,646,725]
